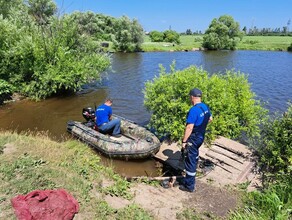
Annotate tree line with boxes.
[150,15,292,50]
[0,0,144,103]
[149,15,244,50]
[242,18,291,36]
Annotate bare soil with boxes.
[105,179,240,220]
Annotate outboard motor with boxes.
[82,107,95,121]
[82,107,96,128]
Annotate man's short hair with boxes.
[105,98,113,103]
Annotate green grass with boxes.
[0,131,153,219]
[142,35,292,52]
[237,36,292,51]
[142,35,203,52]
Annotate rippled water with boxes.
[107,51,292,123]
[1,50,291,176]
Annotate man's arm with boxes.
[182,123,194,148]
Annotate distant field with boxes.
[142,35,203,52]
[237,36,292,51]
[142,35,292,52]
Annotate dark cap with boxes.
[189,88,202,97]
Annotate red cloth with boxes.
[11,189,79,220]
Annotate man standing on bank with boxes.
[180,88,212,192]
[95,98,121,137]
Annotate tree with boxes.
[163,30,180,44]
[0,2,111,100]
[242,26,247,34]
[186,29,192,35]
[112,16,144,52]
[26,0,57,25]
[283,26,288,34]
[149,31,164,42]
[202,15,244,50]
[0,0,23,18]
[149,30,180,44]
[69,12,115,41]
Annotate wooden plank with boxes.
[204,153,239,172]
[213,142,246,158]
[204,150,242,170]
[236,161,256,183]
[213,136,252,157]
[154,142,181,161]
[210,145,245,164]
[199,144,210,157]
[153,137,257,187]
[126,175,183,182]
[154,142,184,171]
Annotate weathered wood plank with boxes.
[203,150,242,171]
[213,136,252,158]
[210,145,245,164]
[154,136,257,187]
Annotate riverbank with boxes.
[0,131,243,219]
[141,35,292,52]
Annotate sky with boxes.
[54,0,292,33]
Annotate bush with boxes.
[149,31,164,42]
[163,30,180,44]
[231,104,292,220]
[0,12,111,100]
[288,43,292,52]
[256,104,292,174]
[231,173,292,219]
[144,64,266,142]
[149,30,180,44]
[0,79,13,104]
[244,40,259,45]
[2,4,146,100]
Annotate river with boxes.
[0,50,291,176]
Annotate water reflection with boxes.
[201,50,236,74]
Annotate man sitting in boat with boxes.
[95,98,122,137]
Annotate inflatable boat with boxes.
[67,108,161,160]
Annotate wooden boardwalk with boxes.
[154,136,259,188]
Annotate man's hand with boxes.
[182,142,187,149]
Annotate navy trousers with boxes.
[182,137,203,191]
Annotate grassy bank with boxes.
[141,35,292,52]
[2,130,289,219]
[0,131,152,219]
[0,131,245,219]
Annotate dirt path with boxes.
[105,179,239,220]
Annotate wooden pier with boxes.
[154,136,259,188]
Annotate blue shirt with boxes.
[186,103,211,140]
[95,104,112,126]
[186,103,211,126]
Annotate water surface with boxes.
[1,50,291,176]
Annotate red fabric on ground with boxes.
[11,189,79,220]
